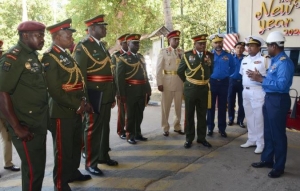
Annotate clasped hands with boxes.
[246,68,263,83]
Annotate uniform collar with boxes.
[18,40,38,56]
[54,44,66,52]
[90,35,100,45]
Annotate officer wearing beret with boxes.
[156,30,185,137]
[116,34,152,144]
[207,34,235,138]
[227,42,246,128]
[0,21,48,191]
[42,19,92,191]
[250,31,294,178]
[239,36,270,154]
[73,15,118,176]
[111,33,129,139]
[177,34,213,148]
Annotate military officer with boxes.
[250,31,294,178]
[42,19,92,191]
[156,30,184,137]
[177,34,213,148]
[227,42,246,128]
[207,34,235,137]
[73,15,118,176]
[239,36,270,154]
[111,33,129,139]
[0,21,48,191]
[116,34,152,144]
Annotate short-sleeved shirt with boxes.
[230,54,245,80]
[210,50,235,80]
[0,41,49,134]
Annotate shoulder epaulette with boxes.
[280,56,286,61]
[5,45,22,61]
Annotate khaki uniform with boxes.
[74,36,115,166]
[156,47,183,132]
[42,45,86,191]
[177,49,214,142]
[116,52,151,139]
[0,41,48,191]
[0,118,13,168]
[111,49,126,136]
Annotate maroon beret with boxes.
[17,21,46,32]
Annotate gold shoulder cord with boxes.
[183,54,203,78]
[81,44,112,73]
[119,57,146,80]
[49,53,85,91]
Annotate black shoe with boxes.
[174,130,185,135]
[135,135,148,141]
[268,169,284,178]
[163,131,169,137]
[85,166,103,176]
[184,141,192,149]
[120,134,126,139]
[219,131,227,138]
[197,140,212,148]
[251,161,273,168]
[99,159,118,166]
[4,165,20,172]
[127,138,137,144]
[207,130,213,136]
[238,122,246,128]
[69,173,92,182]
[227,121,233,126]
[82,152,86,159]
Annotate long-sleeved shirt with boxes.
[262,51,294,93]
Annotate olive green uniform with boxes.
[111,49,126,136]
[177,50,214,142]
[42,45,86,191]
[116,52,151,139]
[0,41,48,191]
[73,36,115,167]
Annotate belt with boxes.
[163,70,177,75]
[231,79,242,82]
[126,79,146,85]
[186,78,209,85]
[244,86,262,90]
[87,75,113,82]
[211,77,228,81]
[62,82,83,92]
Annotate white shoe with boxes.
[240,142,256,148]
[254,146,264,154]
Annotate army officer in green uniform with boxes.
[0,21,48,191]
[177,34,214,149]
[42,19,92,191]
[116,34,152,144]
[111,33,129,139]
[73,15,118,176]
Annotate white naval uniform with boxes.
[239,52,270,148]
[156,47,183,132]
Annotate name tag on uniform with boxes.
[254,61,262,64]
[243,63,247,65]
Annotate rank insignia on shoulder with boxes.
[254,61,262,64]
[280,56,286,60]
[6,54,17,60]
[2,62,12,71]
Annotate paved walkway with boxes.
[0,103,300,191]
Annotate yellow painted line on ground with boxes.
[95,162,145,170]
[180,163,203,172]
[146,180,174,191]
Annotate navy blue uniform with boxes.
[227,54,245,124]
[261,51,294,172]
[207,50,235,133]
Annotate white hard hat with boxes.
[266,31,285,47]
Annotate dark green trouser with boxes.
[117,98,126,135]
[84,103,111,166]
[184,84,208,142]
[50,116,82,191]
[126,95,146,138]
[10,131,46,191]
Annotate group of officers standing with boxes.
[156,30,294,179]
[0,14,295,191]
